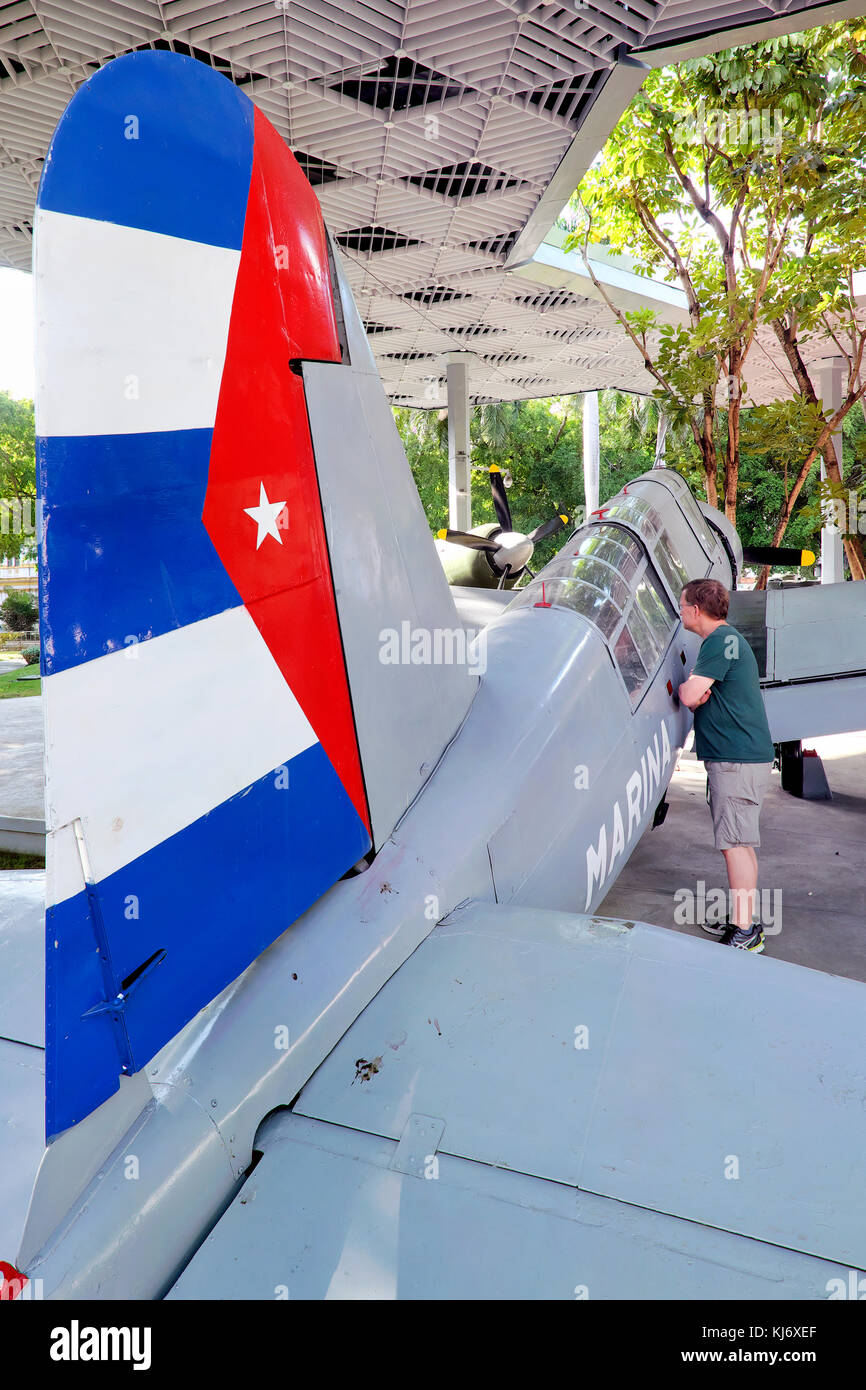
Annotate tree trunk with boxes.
[723,346,743,525]
[819,437,866,580]
[725,400,740,525]
[770,317,866,580]
[701,401,718,508]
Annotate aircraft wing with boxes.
[729,584,866,743]
[167,900,866,1299]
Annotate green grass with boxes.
[0,849,45,869]
[0,661,40,698]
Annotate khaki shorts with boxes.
[706,761,774,851]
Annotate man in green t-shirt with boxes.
[677,578,776,953]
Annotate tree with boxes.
[564,22,866,582]
[397,398,583,569]
[0,590,37,632]
[393,388,824,576]
[0,391,37,564]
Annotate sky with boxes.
[0,267,35,401]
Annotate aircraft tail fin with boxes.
[35,51,472,1138]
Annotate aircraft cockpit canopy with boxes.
[507,518,679,706]
[602,494,692,598]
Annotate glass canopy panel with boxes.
[603,495,662,541]
[507,576,622,639]
[634,567,677,647]
[593,524,644,566]
[653,532,690,598]
[613,623,648,703]
[626,599,662,672]
[568,557,631,612]
[574,532,641,582]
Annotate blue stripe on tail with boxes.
[37,51,254,249]
[38,430,242,675]
[46,742,370,1137]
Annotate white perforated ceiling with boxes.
[0,0,859,404]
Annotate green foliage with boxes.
[0,391,36,563]
[559,20,866,539]
[394,390,824,565]
[0,662,41,700]
[21,645,40,665]
[0,590,37,631]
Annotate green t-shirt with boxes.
[692,622,775,763]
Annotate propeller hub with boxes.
[491,531,533,573]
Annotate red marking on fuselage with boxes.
[203,109,369,832]
[0,1260,26,1300]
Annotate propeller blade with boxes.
[742,546,816,567]
[488,466,513,532]
[528,514,569,544]
[437,528,499,552]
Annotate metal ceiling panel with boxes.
[1,0,858,399]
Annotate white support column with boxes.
[446,353,472,532]
[654,408,668,469]
[819,357,845,585]
[583,390,599,517]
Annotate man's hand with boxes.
[678,673,714,710]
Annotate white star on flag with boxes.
[244,482,288,549]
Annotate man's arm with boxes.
[678,673,714,710]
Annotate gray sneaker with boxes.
[700,917,730,938]
[724,925,765,953]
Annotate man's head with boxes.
[679,578,729,635]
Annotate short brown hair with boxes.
[681,578,729,619]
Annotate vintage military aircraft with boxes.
[435,464,570,589]
[3,50,866,1302]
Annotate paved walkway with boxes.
[0,694,44,823]
[601,730,866,984]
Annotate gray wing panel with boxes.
[293,901,866,1268]
[166,1113,854,1301]
[451,587,514,632]
[0,1039,44,1263]
[731,584,866,742]
[762,674,866,743]
[769,583,866,681]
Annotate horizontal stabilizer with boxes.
[169,901,866,1295]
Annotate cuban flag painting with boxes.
[35,52,372,1138]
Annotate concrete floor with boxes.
[0,694,45,853]
[601,730,866,984]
